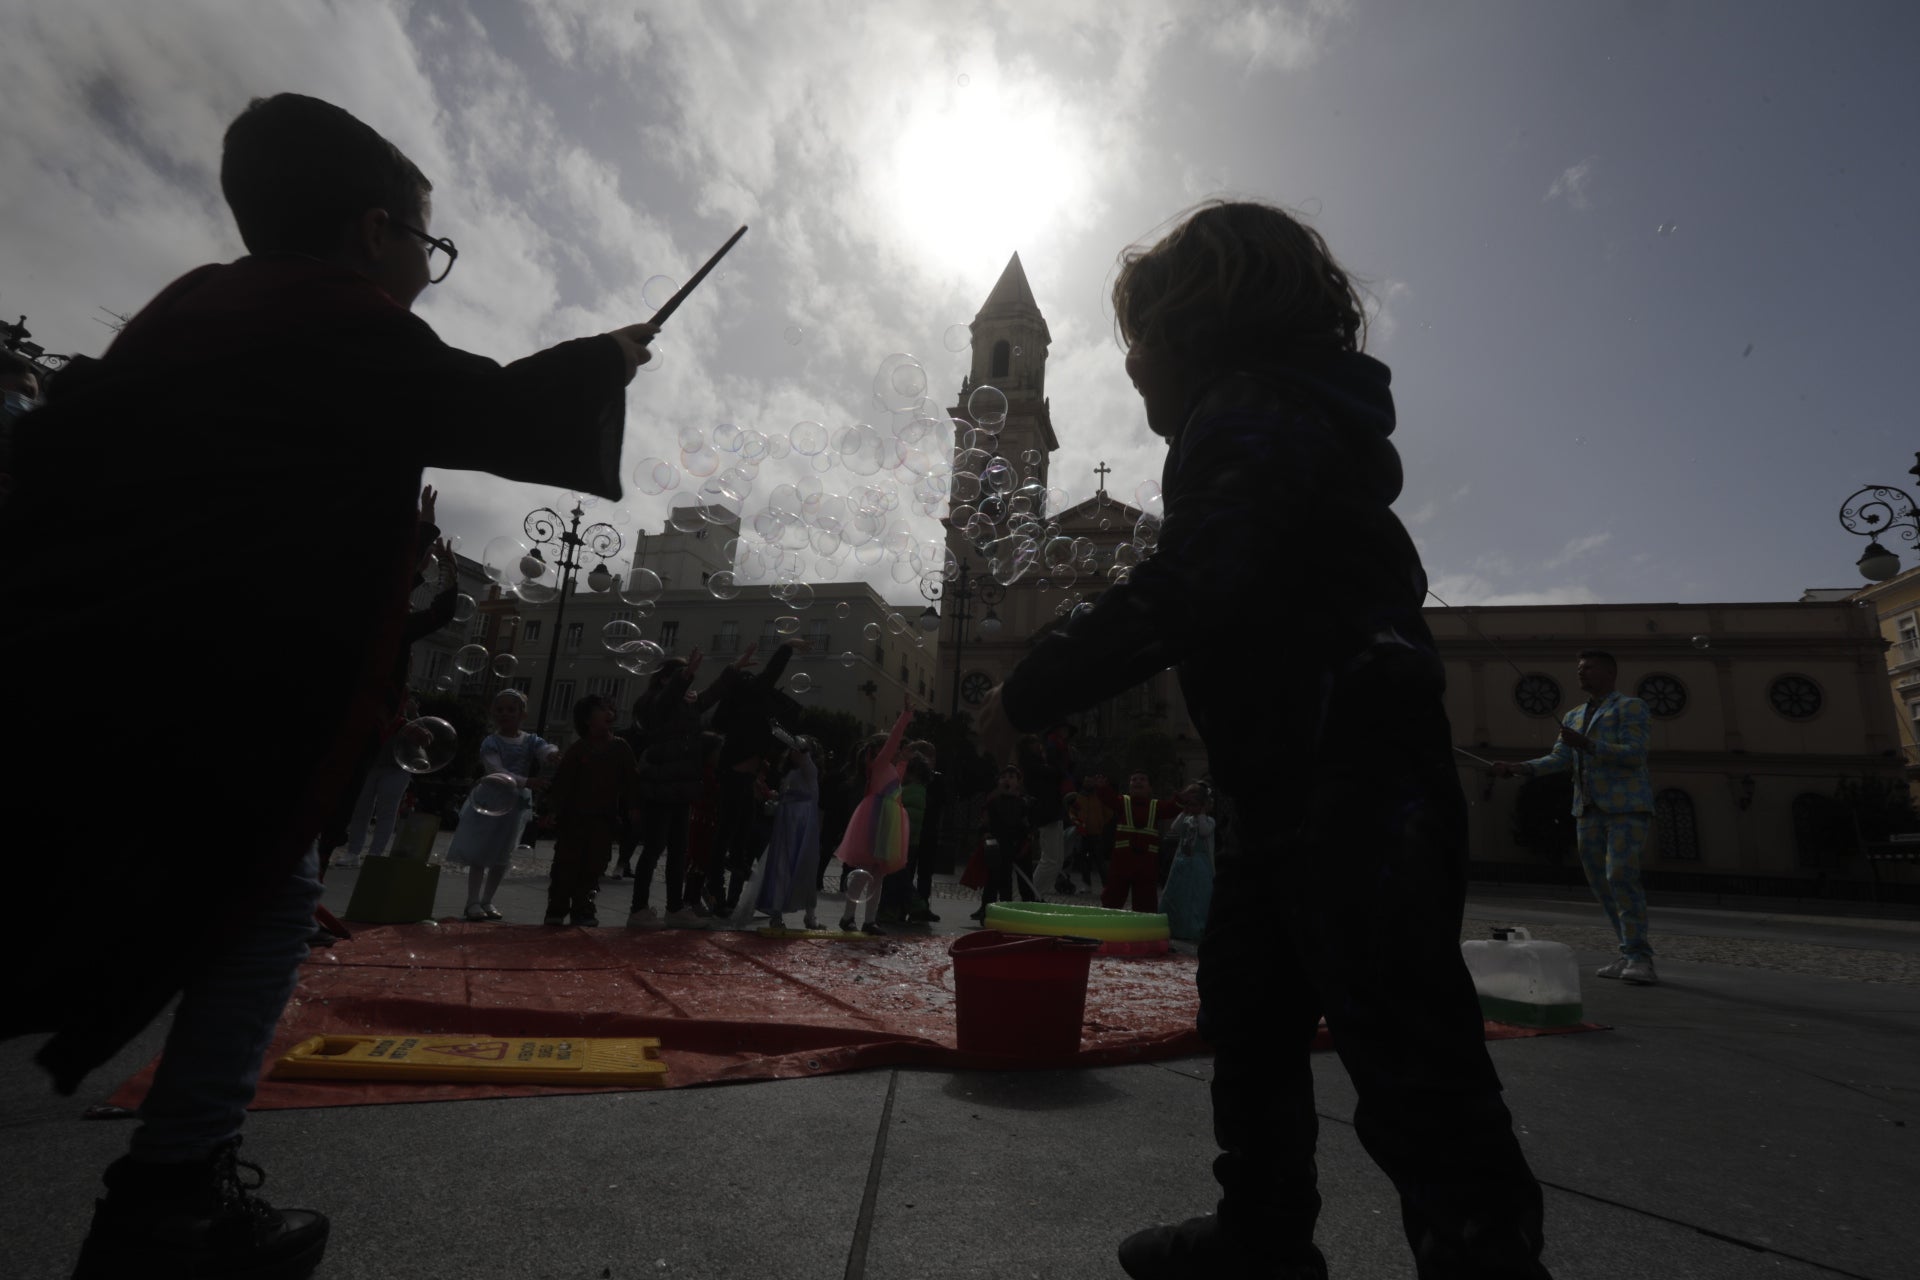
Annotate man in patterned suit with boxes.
[1495,650,1658,984]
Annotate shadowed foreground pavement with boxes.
[3,846,1914,1279]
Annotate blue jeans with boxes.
[128,846,323,1162]
[1575,810,1653,961]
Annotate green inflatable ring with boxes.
[983,901,1170,943]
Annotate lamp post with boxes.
[920,556,1006,717]
[519,500,622,736]
[1839,454,1920,582]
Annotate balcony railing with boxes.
[1892,637,1920,671]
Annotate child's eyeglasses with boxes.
[398,224,459,284]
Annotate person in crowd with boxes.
[979,200,1554,1279]
[907,740,946,922]
[1076,771,1121,892]
[703,639,800,913]
[1493,650,1657,984]
[831,705,916,935]
[543,695,643,927]
[877,748,931,924]
[737,734,825,933]
[322,488,457,871]
[1103,770,1176,913]
[624,649,745,926]
[1,91,659,1279]
[447,689,558,920]
[1160,782,1217,941]
[336,693,426,867]
[1015,731,1069,897]
[973,765,1033,921]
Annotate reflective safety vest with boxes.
[1113,796,1160,859]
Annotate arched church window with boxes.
[990,340,1010,378]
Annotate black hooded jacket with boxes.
[1001,351,1443,804]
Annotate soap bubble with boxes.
[491,653,518,678]
[790,420,829,456]
[667,504,707,533]
[845,869,877,904]
[433,673,453,692]
[784,324,804,345]
[834,600,850,620]
[968,385,1008,428]
[873,353,929,413]
[620,566,664,605]
[603,619,644,650]
[773,615,802,636]
[713,422,743,452]
[863,621,882,641]
[633,458,679,495]
[1134,480,1164,517]
[482,535,533,585]
[708,571,740,600]
[681,445,719,478]
[470,773,521,817]
[943,323,970,352]
[1690,635,1711,650]
[677,424,705,453]
[643,274,677,311]
[454,644,489,674]
[839,651,857,667]
[957,72,970,87]
[789,672,813,694]
[451,593,476,622]
[392,716,457,774]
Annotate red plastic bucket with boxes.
[948,930,1099,1058]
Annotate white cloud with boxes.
[1425,573,1601,608]
[1204,0,1352,73]
[1544,156,1596,210]
[1364,277,1410,347]
[1544,530,1612,570]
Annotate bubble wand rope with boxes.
[649,225,748,326]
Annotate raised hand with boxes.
[608,322,659,382]
[419,484,437,527]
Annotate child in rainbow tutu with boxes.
[830,704,914,935]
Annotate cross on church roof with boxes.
[1094,461,1112,494]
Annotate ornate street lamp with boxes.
[1839,454,1920,582]
[521,499,622,735]
[921,556,1007,716]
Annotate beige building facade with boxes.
[1431,599,1906,891]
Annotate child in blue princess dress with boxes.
[445,689,558,921]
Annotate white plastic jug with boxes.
[1460,926,1583,1028]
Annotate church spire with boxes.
[975,252,1045,330]
[963,251,1051,401]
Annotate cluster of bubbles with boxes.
[461,353,1165,700]
[392,716,459,774]
[608,354,1164,623]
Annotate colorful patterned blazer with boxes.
[1523,691,1653,816]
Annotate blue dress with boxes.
[445,732,556,868]
[1160,813,1216,941]
[755,756,821,916]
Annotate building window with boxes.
[1637,673,1687,718]
[1653,789,1699,861]
[961,671,993,706]
[1514,673,1562,718]
[990,339,1010,379]
[714,620,740,654]
[1768,674,1822,720]
[551,680,575,715]
[610,609,631,627]
[523,620,542,642]
[564,622,583,653]
[510,677,532,696]
[806,619,831,651]
[658,620,679,651]
[588,676,625,707]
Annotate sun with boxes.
[881,77,1099,278]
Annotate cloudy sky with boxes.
[4,0,1916,607]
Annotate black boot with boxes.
[1118,1214,1325,1280]
[73,1137,329,1279]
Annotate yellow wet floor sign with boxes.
[272,1035,668,1087]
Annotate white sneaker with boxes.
[1622,958,1659,985]
[663,907,702,928]
[1596,957,1630,980]
[626,907,658,929]
[333,854,360,869]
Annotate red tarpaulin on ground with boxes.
[105,924,1606,1112]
